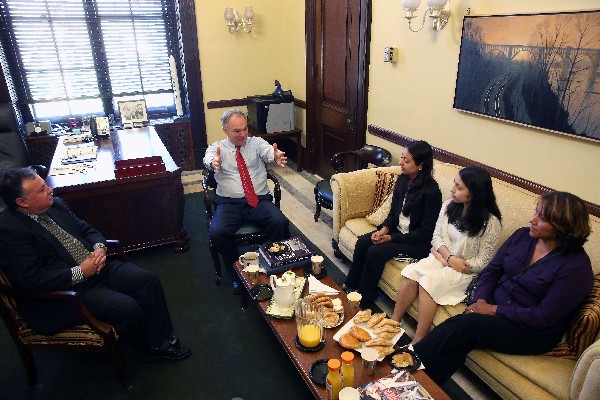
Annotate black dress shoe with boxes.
[143,340,192,362]
[232,279,240,295]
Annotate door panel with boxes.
[307,0,370,179]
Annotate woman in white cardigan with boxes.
[392,166,502,344]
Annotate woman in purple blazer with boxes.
[413,191,594,385]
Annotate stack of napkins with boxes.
[308,275,339,295]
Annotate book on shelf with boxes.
[359,370,433,400]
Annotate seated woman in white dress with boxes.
[392,166,502,344]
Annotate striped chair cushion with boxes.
[546,273,600,359]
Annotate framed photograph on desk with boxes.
[118,99,148,127]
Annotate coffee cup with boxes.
[361,347,379,375]
[239,251,259,268]
[347,291,362,315]
[339,387,360,400]
[246,264,260,284]
[310,255,324,275]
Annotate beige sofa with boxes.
[331,151,600,400]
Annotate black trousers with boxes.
[209,195,290,276]
[345,231,429,301]
[413,313,563,385]
[75,259,174,351]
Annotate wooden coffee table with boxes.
[234,261,450,399]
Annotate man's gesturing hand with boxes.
[212,147,222,173]
[273,143,287,167]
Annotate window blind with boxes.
[0,0,183,121]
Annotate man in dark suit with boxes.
[0,167,191,362]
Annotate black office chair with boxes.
[202,169,282,284]
[314,145,392,222]
[0,103,49,211]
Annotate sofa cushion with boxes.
[372,170,399,211]
[366,192,393,226]
[546,273,600,359]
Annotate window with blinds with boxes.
[0,0,184,122]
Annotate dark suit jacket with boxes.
[380,174,442,245]
[0,197,106,332]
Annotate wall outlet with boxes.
[384,47,397,63]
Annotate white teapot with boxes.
[270,272,297,309]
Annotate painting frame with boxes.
[117,99,148,124]
[453,10,600,142]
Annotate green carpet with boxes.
[0,193,471,399]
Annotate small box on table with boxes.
[114,156,165,178]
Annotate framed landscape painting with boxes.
[453,10,600,142]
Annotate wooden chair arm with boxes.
[267,170,281,208]
[6,287,113,334]
[106,239,127,260]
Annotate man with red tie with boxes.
[203,109,290,293]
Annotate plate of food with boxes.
[266,241,289,256]
[389,348,421,372]
[304,294,344,328]
[332,309,404,361]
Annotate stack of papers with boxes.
[308,275,339,295]
[61,145,98,164]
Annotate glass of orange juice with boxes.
[295,298,325,348]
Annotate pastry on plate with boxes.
[366,312,386,328]
[353,309,372,324]
[374,318,401,329]
[339,332,362,349]
[372,346,395,357]
[373,325,402,334]
[392,352,414,368]
[323,311,340,327]
[349,325,372,342]
[365,337,393,347]
[377,331,397,340]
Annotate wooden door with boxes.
[306,0,371,178]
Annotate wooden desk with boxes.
[46,127,190,253]
[249,128,303,171]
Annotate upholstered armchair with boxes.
[0,240,131,389]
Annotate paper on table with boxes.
[307,275,339,295]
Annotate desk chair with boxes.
[0,241,131,389]
[0,103,49,210]
[202,169,282,284]
[314,145,392,221]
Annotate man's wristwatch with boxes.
[94,243,107,250]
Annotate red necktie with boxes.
[236,146,259,207]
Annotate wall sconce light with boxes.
[224,6,255,33]
[401,0,450,32]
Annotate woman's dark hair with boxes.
[446,166,502,236]
[401,140,436,216]
[538,191,590,252]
